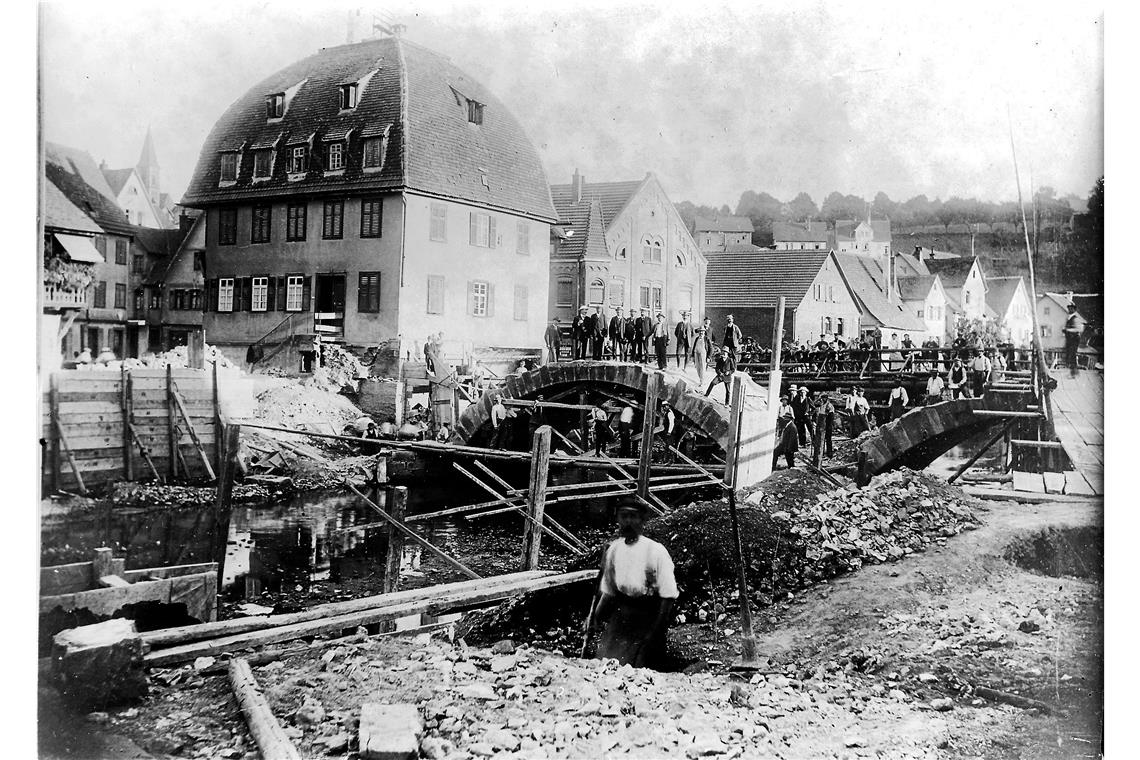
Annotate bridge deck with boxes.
[1048,371,1104,494]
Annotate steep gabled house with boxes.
[180,36,558,375]
[833,219,891,258]
[923,255,988,330]
[705,249,861,346]
[984,276,1034,347]
[548,171,705,324]
[772,221,830,251]
[102,165,167,228]
[834,253,928,342]
[693,215,757,254]
[45,142,140,359]
[129,222,197,351]
[895,274,949,343]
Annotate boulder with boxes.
[359,703,421,760]
[52,619,148,710]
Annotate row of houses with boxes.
[40,33,1090,376]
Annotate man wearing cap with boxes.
[544,318,562,363]
[608,307,630,362]
[652,313,670,370]
[704,346,733,403]
[618,403,636,457]
[590,405,612,457]
[636,308,653,364]
[572,307,590,360]
[674,311,695,369]
[723,314,743,372]
[592,498,678,668]
[588,305,606,360]
[692,317,712,383]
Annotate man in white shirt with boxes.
[489,396,510,450]
[591,405,611,457]
[592,498,678,667]
[924,369,945,405]
[969,350,992,398]
[618,404,635,457]
[888,379,909,421]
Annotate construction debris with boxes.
[52,619,149,710]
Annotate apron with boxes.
[596,593,665,668]
[889,390,905,419]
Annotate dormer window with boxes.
[287,145,307,175]
[219,153,238,182]
[467,99,484,125]
[326,142,344,171]
[253,150,273,179]
[363,137,383,169]
[339,84,358,110]
[266,93,284,119]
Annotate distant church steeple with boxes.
[136,126,161,209]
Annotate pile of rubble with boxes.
[108,481,274,509]
[119,343,236,370]
[304,344,368,391]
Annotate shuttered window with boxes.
[426,275,445,314]
[251,205,272,244]
[286,203,306,241]
[556,278,573,307]
[516,221,529,254]
[360,198,383,238]
[468,212,496,248]
[430,203,447,241]
[94,281,107,308]
[322,200,344,239]
[363,137,384,169]
[114,283,126,309]
[219,153,238,181]
[358,272,380,313]
[513,285,528,321]
[218,208,238,246]
[115,239,128,265]
[253,150,272,178]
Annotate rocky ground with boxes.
[38,488,1102,759]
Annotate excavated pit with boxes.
[1004,525,1103,579]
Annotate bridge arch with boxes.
[453,362,736,451]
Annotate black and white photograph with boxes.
[28,1,1114,757]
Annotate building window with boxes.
[218,278,234,312]
[193,251,205,272]
[813,284,821,301]
[339,83,358,110]
[430,203,447,242]
[964,292,971,305]
[639,284,651,310]
[250,277,268,311]
[824,317,833,334]
[469,212,496,248]
[133,289,143,312]
[220,153,238,182]
[556,277,573,307]
[115,239,127,265]
[514,285,528,321]
[363,137,384,169]
[93,281,107,308]
[131,254,144,274]
[466,99,484,125]
[610,278,625,307]
[266,93,284,118]
[588,279,604,305]
[616,246,627,260]
[516,221,530,255]
[1041,325,1052,338]
[253,150,273,178]
[287,146,307,174]
[358,272,381,313]
[190,290,203,310]
[427,275,445,314]
[828,285,834,302]
[114,283,126,309]
[651,286,663,313]
[251,205,272,244]
[150,289,163,310]
[470,281,489,317]
[837,318,844,336]
[322,200,344,239]
[918,309,924,318]
[326,142,344,171]
[286,203,307,241]
[218,208,238,245]
[674,253,686,268]
[94,236,107,257]
[360,198,383,238]
[642,237,662,263]
[1043,306,1051,316]
[170,290,184,310]
[285,276,304,311]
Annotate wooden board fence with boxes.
[42,368,220,491]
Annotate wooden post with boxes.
[228,659,302,760]
[947,421,1014,484]
[213,424,241,585]
[637,372,661,500]
[49,372,61,493]
[187,331,205,369]
[578,390,590,449]
[212,360,222,475]
[166,363,177,479]
[523,425,552,571]
[1003,426,1014,473]
[92,547,114,582]
[811,413,824,469]
[770,297,786,370]
[120,365,132,480]
[857,450,869,488]
[723,374,748,488]
[374,454,389,485]
[383,487,407,595]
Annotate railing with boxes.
[43,285,88,309]
[736,346,1041,375]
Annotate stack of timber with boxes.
[43,368,221,493]
[143,570,596,666]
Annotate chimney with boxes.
[913,245,922,260]
[572,168,583,204]
[99,159,107,170]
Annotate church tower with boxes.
[136,126,161,209]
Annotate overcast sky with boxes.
[39,0,1103,210]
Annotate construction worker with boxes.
[591,498,678,668]
[888,378,909,421]
[591,405,611,457]
[618,404,635,458]
[813,393,837,459]
[1063,303,1085,377]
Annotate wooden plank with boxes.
[1042,472,1066,495]
[56,391,124,404]
[228,659,302,760]
[54,417,87,495]
[1012,471,1046,493]
[637,372,661,499]
[964,485,1100,504]
[40,578,173,616]
[40,562,94,596]
[49,373,61,492]
[524,426,552,571]
[383,487,407,594]
[120,563,218,582]
[57,378,124,393]
[1062,471,1096,496]
[171,382,216,480]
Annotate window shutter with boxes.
[301,276,312,311]
[267,277,277,311]
[467,281,476,315]
[469,213,477,245]
[486,283,495,317]
[207,278,218,311]
[241,277,253,311]
[488,216,497,248]
[231,278,243,312]
[274,277,285,311]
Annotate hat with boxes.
[616,497,647,515]
[579,306,588,312]
[788,384,798,391]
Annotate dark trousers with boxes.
[490,424,508,450]
[675,340,690,367]
[971,372,987,398]
[593,420,610,456]
[773,450,795,469]
[815,415,834,458]
[654,337,668,369]
[546,342,560,362]
[619,422,632,458]
[705,375,730,404]
[592,336,604,360]
[573,337,587,360]
[795,416,814,446]
[638,338,650,363]
[1065,334,1080,375]
[616,341,629,362]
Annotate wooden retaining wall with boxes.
[42,367,221,493]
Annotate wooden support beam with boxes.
[128,422,161,480]
[49,372,61,493]
[171,381,217,481]
[501,398,597,411]
[383,487,407,595]
[637,372,661,499]
[523,425,552,570]
[213,425,241,584]
[972,410,1044,418]
[54,417,87,496]
[471,461,587,552]
[166,363,177,479]
[346,483,480,580]
[947,420,1015,485]
[228,659,302,760]
[548,424,585,455]
[1009,439,1065,449]
[212,360,222,475]
[120,365,132,480]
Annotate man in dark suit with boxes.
[571,306,589,360]
[722,314,743,372]
[652,312,670,370]
[636,308,654,364]
[609,307,630,362]
[589,306,606,360]
[544,318,562,363]
[674,311,695,369]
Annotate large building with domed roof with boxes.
[181,35,558,374]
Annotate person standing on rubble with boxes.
[591,498,678,668]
